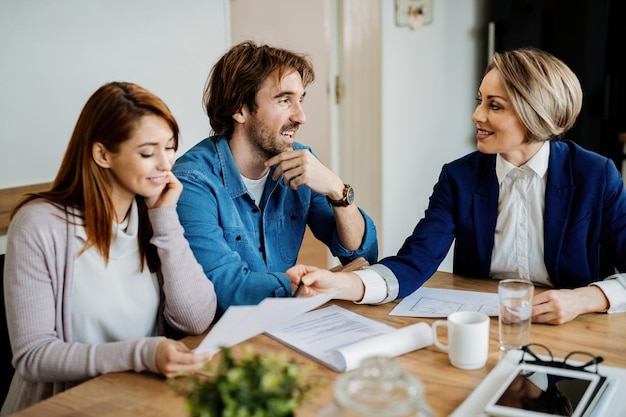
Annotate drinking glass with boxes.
[498,279,534,351]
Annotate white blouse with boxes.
[71,200,159,343]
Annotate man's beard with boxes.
[247,114,297,160]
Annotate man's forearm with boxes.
[333,205,366,251]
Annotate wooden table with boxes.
[8,272,626,417]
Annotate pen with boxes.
[293,280,304,297]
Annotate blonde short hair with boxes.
[487,48,583,142]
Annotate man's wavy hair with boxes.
[204,41,315,138]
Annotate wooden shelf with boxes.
[0,183,51,235]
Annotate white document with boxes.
[194,292,336,354]
[450,350,625,417]
[390,287,499,317]
[265,304,434,372]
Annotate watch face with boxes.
[346,186,355,204]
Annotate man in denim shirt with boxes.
[173,41,378,318]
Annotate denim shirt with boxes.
[173,136,378,317]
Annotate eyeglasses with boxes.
[519,343,604,375]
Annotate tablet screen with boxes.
[485,364,607,417]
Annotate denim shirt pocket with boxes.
[223,228,265,270]
[269,207,308,267]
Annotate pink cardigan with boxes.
[1,200,216,415]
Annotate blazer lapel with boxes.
[473,157,499,277]
[544,142,574,281]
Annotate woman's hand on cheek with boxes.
[145,172,183,209]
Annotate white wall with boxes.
[0,0,489,266]
[230,0,331,170]
[380,0,487,269]
[0,0,230,253]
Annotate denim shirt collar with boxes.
[213,135,281,208]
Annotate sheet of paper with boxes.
[265,304,433,372]
[194,292,335,354]
[390,287,499,317]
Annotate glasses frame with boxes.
[519,343,604,375]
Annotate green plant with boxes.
[171,345,324,417]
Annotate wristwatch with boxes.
[327,184,354,207]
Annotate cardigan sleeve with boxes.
[148,206,217,334]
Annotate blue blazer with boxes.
[380,140,626,298]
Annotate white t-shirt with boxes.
[241,171,270,207]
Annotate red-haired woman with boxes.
[1,82,217,415]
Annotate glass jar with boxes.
[317,356,434,417]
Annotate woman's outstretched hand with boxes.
[155,338,212,378]
[286,265,366,302]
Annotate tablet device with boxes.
[484,363,608,417]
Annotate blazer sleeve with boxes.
[379,163,458,298]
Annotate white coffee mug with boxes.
[432,311,490,370]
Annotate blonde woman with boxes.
[287,48,626,325]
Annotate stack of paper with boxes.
[265,304,433,372]
[193,293,335,354]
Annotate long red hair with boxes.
[13,82,179,271]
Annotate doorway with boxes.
[230,0,383,266]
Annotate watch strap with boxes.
[327,184,353,207]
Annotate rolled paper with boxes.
[331,322,434,372]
